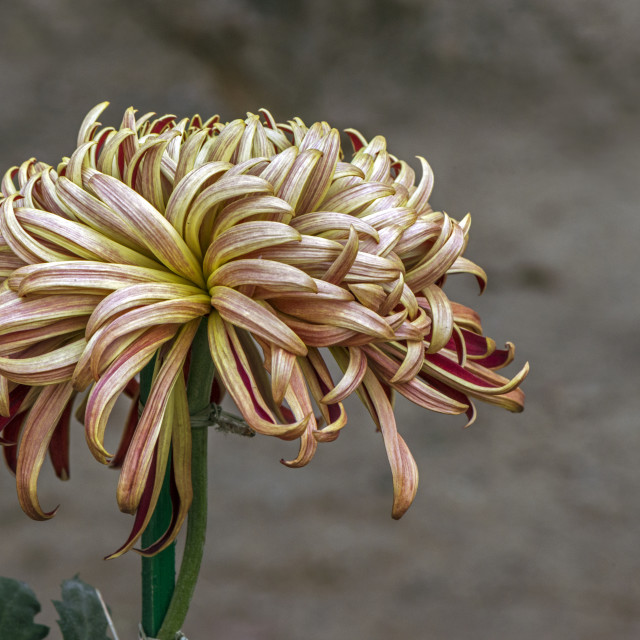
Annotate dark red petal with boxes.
[0,385,30,430]
[345,130,365,152]
[472,345,515,369]
[420,374,475,424]
[149,115,176,135]
[450,327,465,365]
[136,465,180,557]
[229,336,274,424]
[2,413,26,474]
[109,391,139,469]
[104,446,158,560]
[48,399,72,480]
[426,352,506,390]
[123,378,140,398]
[209,374,224,404]
[279,405,296,423]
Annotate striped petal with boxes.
[0,294,100,335]
[279,361,317,467]
[0,195,72,263]
[0,317,87,356]
[212,195,294,239]
[320,182,395,215]
[405,215,465,291]
[296,126,340,213]
[55,176,153,253]
[202,221,301,275]
[88,172,205,287]
[16,381,75,519]
[363,344,469,414]
[422,284,454,353]
[361,369,419,519]
[86,296,209,371]
[276,148,322,212]
[389,340,425,384]
[322,225,359,285]
[0,338,86,385]
[185,174,273,258]
[137,374,193,556]
[15,207,162,269]
[272,298,394,341]
[269,346,297,406]
[210,286,307,356]
[324,346,367,404]
[258,146,298,191]
[105,393,174,558]
[421,352,530,398]
[447,256,487,293]
[11,261,192,297]
[48,400,72,480]
[85,283,207,336]
[207,312,308,439]
[290,211,379,241]
[164,162,232,234]
[207,259,316,293]
[406,156,434,213]
[299,348,348,439]
[117,320,198,513]
[84,324,179,462]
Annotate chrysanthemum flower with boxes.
[0,104,527,556]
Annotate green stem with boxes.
[141,356,176,637]
[157,318,215,640]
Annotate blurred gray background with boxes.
[1,1,639,638]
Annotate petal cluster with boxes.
[0,104,527,555]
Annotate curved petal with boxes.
[422,352,530,398]
[88,172,205,287]
[84,324,179,462]
[290,211,379,241]
[422,284,454,354]
[105,394,174,559]
[86,283,206,336]
[11,262,192,298]
[137,374,193,556]
[269,346,297,406]
[323,346,367,404]
[16,381,74,520]
[185,174,272,258]
[212,195,294,238]
[207,312,308,439]
[322,225,359,286]
[405,215,465,291]
[273,298,394,341]
[202,221,301,275]
[0,338,86,385]
[279,361,317,468]
[363,344,469,414]
[447,256,487,293]
[389,340,425,384]
[15,207,162,269]
[298,348,347,439]
[87,296,209,370]
[117,320,198,513]
[207,259,316,294]
[361,369,419,519]
[276,148,322,212]
[210,286,307,356]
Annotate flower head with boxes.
[0,104,527,555]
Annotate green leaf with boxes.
[0,576,49,640]
[52,576,110,640]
